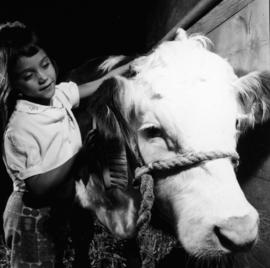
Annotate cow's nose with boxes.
[214,213,259,252]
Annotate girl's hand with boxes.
[78,63,129,100]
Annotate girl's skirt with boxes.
[3,191,70,268]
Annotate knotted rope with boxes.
[136,172,179,268]
[135,151,239,180]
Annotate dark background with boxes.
[0,2,157,79]
[0,1,203,79]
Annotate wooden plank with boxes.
[158,0,222,44]
[206,0,270,72]
[187,0,254,35]
[146,0,205,48]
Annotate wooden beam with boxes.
[187,0,255,35]
[158,0,222,44]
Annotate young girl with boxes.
[0,21,126,267]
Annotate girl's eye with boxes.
[22,73,33,81]
[42,61,50,69]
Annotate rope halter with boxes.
[135,150,239,180]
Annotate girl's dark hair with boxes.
[0,21,40,145]
[0,21,40,78]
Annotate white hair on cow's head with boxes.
[114,76,154,123]
[176,28,213,50]
[130,33,234,98]
[174,28,188,41]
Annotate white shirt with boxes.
[3,81,82,191]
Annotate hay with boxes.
[138,225,178,268]
[89,219,128,268]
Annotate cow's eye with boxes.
[144,126,162,138]
[236,119,240,130]
[139,124,163,139]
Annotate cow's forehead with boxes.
[132,43,239,118]
[132,37,237,87]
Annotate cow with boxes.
[73,28,270,265]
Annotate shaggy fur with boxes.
[236,71,270,129]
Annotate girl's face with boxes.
[13,49,57,105]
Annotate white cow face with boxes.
[118,30,270,257]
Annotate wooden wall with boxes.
[188,0,270,73]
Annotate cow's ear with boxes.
[236,71,270,131]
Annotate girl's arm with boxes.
[25,153,78,202]
[77,64,129,100]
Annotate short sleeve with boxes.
[56,81,80,108]
[3,130,42,180]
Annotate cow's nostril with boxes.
[214,214,258,252]
[214,226,256,252]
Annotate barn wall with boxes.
[188,0,270,72]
